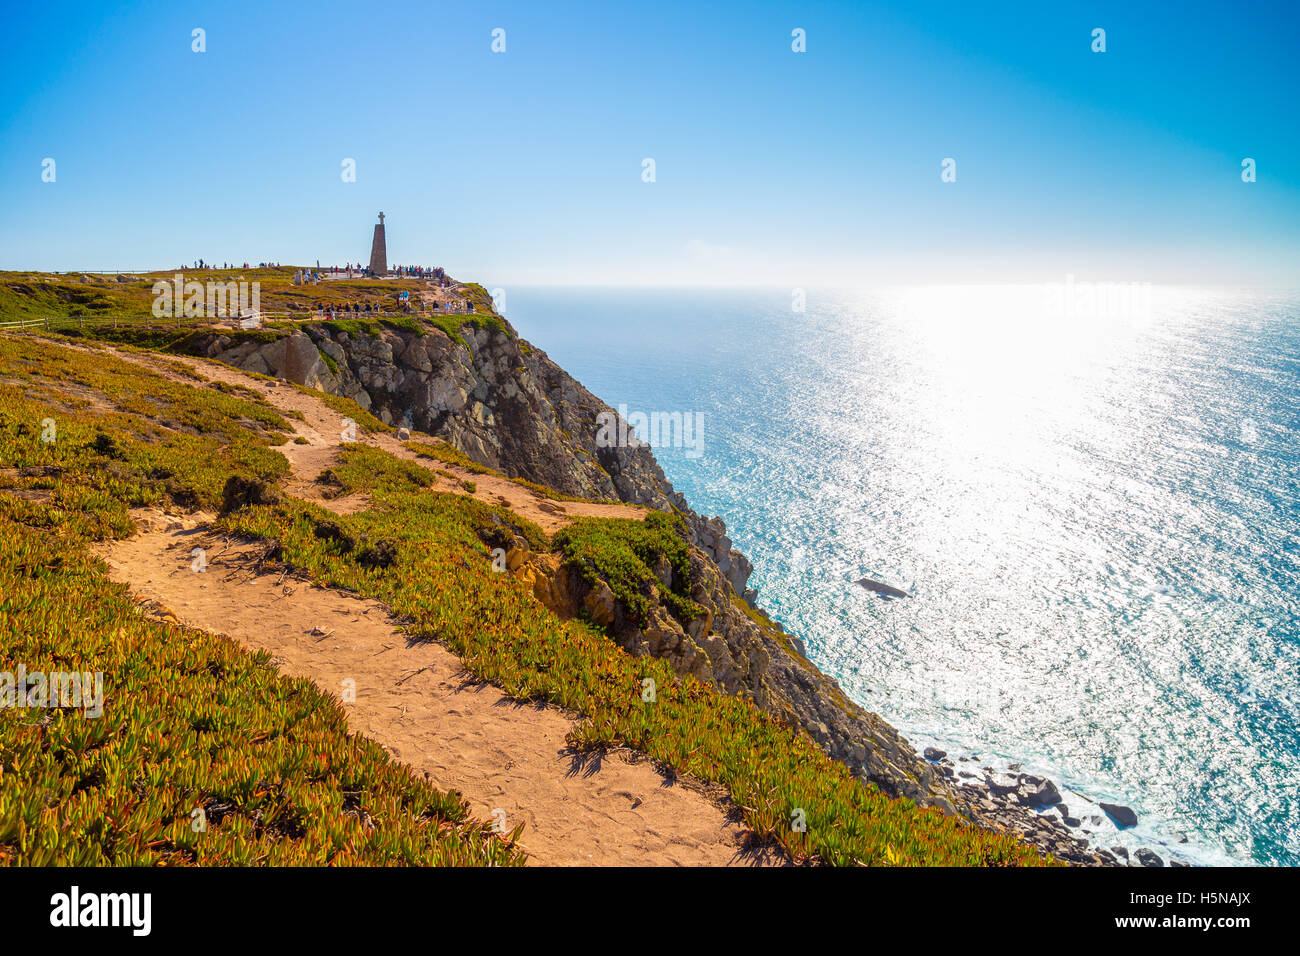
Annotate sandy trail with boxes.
[48,339,762,864]
[51,339,645,532]
[96,517,767,866]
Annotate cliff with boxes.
[189,314,1109,863]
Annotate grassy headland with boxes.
[0,331,1053,866]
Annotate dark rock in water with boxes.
[857,577,909,599]
[1100,802,1139,829]
[1170,860,1190,868]
[1136,848,1164,867]
[1111,846,1130,859]
[1062,816,1082,828]
[923,747,947,761]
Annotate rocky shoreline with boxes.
[189,315,1172,866]
[919,749,1184,867]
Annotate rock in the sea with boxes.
[1100,802,1139,829]
[923,747,947,761]
[1135,848,1164,867]
[1110,846,1129,859]
[857,577,909,599]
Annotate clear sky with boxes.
[1,0,1297,286]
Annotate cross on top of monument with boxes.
[378,212,384,225]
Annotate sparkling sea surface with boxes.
[506,285,1300,866]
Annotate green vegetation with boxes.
[321,442,433,493]
[424,311,507,345]
[457,283,498,316]
[406,439,495,475]
[0,333,1052,866]
[553,512,703,627]
[0,268,478,323]
[0,337,288,521]
[405,439,606,504]
[314,311,507,347]
[0,276,134,320]
[47,325,280,355]
[304,388,393,434]
[322,315,424,338]
[49,325,211,351]
[0,530,521,865]
[218,444,1050,866]
[0,337,522,865]
[0,271,518,350]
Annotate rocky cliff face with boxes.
[200,320,756,596]
[190,317,1111,862]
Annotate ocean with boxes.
[505,284,1300,866]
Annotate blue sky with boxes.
[1,0,1297,285]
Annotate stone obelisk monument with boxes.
[368,212,387,275]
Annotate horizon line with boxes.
[4,268,1297,294]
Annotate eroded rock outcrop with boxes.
[195,320,755,594]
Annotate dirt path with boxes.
[96,515,768,866]
[47,337,767,865]
[48,339,645,532]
